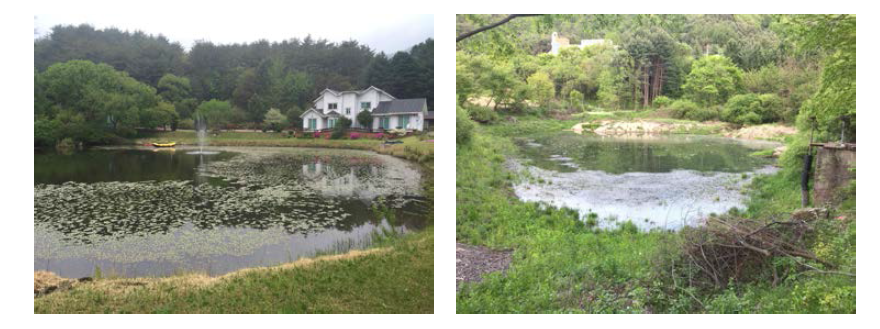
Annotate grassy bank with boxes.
[134,130,435,168]
[135,130,382,149]
[35,228,433,314]
[456,118,854,313]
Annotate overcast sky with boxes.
[33,13,433,54]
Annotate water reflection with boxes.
[516,133,778,174]
[34,147,429,277]
[512,133,780,230]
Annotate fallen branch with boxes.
[680,213,836,289]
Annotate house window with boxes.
[328,118,336,128]
[399,116,410,129]
[345,108,351,115]
[360,102,371,110]
[328,103,338,110]
[308,119,317,130]
[380,117,390,129]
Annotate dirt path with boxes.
[456,243,512,289]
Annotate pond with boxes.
[34,146,430,278]
[510,132,780,230]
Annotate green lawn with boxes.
[34,228,434,314]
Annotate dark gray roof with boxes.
[300,108,325,118]
[372,98,427,114]
[425,111,434,120]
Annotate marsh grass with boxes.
[456,118,855,313]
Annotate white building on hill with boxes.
[549,32,610,55]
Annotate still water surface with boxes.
[34,147,429,277]
[512,133,779,230]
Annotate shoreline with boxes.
[34,133,435,312]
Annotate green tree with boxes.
[456,105,475,145]
[527,71,554,109]
[331,117,352,139]
[682,55,744,106]
[263,108,287,132]
[141,102,178,130]
[157,74,192,103]
[174,98,200,121]
[195,99,234,130]
[286,105,305,129]
[34,24,186,85]
[789,14,856,141]
[37,60,159,143]
[356,109,373,129]
[456,51,478,106]
[722,93,782,124]
[568,90,584,111]
[232,68,261,120]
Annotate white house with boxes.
[549,32,610,55]
[370,98,428,131]
[301,86,429,132]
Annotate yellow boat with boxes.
[152,142,177,148]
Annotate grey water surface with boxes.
[34,146,429,277]
[510,133,780,230]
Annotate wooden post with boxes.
[801,122,816,207]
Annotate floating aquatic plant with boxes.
[34,147,431,277]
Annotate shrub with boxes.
[667,99,699,119]
[56,137,76,151]
[758,94,783,121]
[177,118,195,130]
[330,117,352,139]
[467,106,499,124]
[356,110,373,129]
[686,107,720,122]
[263,108,287,132]
[722,93,782,125]
[568,90,584,111]
[349,132,360,140]
[34,119,59,147]
[739,112,762,125]
[667,99,719,122]
[652,96,672,109]
[457,106,475,145]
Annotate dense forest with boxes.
[456,14,856,313]
[34,24,433,146]
[456,14,854,142]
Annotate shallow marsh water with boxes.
[34,146,429,278]
[511,133,780,230]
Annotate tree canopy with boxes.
[456,14,851,137]
[34,24,434,146]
